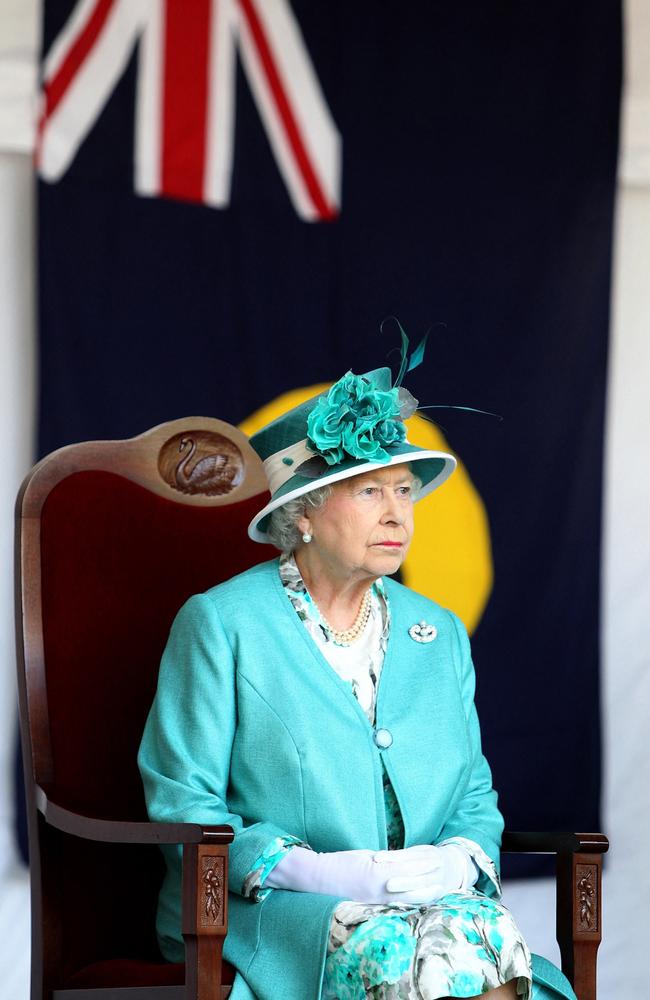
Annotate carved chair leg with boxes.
[182,844,229,1000]
[556,851,603,1000]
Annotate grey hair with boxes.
[266,485,333,553]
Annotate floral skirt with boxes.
[322,891,533,1000]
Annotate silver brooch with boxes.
[409,620,437,643]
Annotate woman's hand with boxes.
[265,843,477,904]
[372,843,478,903]
[266,846,444,903]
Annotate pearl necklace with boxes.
[317,589,372,646]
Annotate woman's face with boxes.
[298,465,416,583]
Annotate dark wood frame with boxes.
[15,418,609,1000]
[502,832,608,1000]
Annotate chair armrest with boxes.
[501,830,608,1000]
[501,830,609,855]
[36,784,233,999]
[35,783,234,846]
[39,802,609,1000]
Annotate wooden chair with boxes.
[15,417,609,1000]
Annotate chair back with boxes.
[16,418,271,986]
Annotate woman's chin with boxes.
[367,545,406,569]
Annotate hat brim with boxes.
[247,443,457,543]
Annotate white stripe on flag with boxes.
[235,0,340,220]
[249,0,341,214]
[235,5,312,220]
[42,0,103,81]
[40,0,146,182]
[204,0,238,207]
[134,0,164,196]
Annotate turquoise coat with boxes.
[138,558,574,1000]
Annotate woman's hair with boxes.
[265,468,423,554]
[267,485,333,553]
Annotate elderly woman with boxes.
[138,362,577,1000]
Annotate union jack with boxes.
[38,0,342,220]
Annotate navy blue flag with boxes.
[33,0,622,874]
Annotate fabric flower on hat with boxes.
[307,372,406,466]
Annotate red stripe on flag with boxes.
[39,0,117,129]
[161,0,212,202]
[239,0,337,221]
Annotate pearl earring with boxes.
[302,532,312,544]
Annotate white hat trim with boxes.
[248,448,457,543]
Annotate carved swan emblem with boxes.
[176,437,229,491]
[158,430,244,497]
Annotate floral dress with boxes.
[244,554,533,1000]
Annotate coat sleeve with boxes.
[434,610,504,898]
[137,591,301,897]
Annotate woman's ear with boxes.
[297,511,311,537]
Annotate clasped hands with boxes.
[266,842,477,905]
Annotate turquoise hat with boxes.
[247,364,456,543]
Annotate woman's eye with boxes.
[361,487,378,496]
[397,486,411,497]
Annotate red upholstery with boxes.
[66,959,235,988]
[38,470,272,984]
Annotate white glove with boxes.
[265,845,445,904]
[372,843,479,904]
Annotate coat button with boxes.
[374,728,393,749]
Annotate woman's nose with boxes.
[381,489,403,523]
